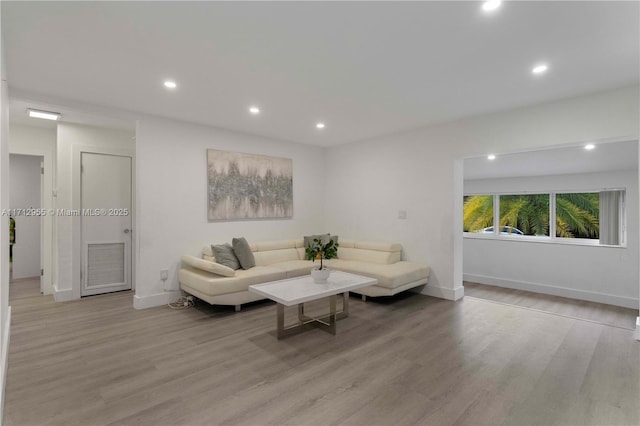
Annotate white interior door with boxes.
[81,153,132,296]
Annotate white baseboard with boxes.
[133,291,181,310]
[0,306,12,425]
[464,274,639,309]
[421,284,464,301]
[635,317,640,341]
[52,284,75,302]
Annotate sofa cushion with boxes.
[181,255,236,277]
[270,260,315,277]
[232,237,256,270]
[324,260,429,289]
[296,247,306,260]
[202,245,214,257]
[179,266,287,296]
[337,247,400,264]
[203,255,216,262]
[211,243,241,270]
[355,240,402,253]
[338,239,355,248]
[253,248,299,266]
[255,240,297,252]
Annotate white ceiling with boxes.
[464,140,639,180]
[3,1,638,146]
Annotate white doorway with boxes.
[9,154,44,289]
[80,152,132,296]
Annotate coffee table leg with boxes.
[277,303,313,339]
[277,303,285,339]
[276,295,344,339]
[342,291,349,316]
[328,295,337,335]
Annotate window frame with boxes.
[463,188,627,248]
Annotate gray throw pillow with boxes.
[232,237,255,270]
[211,243,240,270]
[304,234,338,247]
[304,233,327,247]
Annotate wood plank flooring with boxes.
[4,279,639,426]
[463,281,638,330]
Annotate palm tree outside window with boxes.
[463,190,624,245]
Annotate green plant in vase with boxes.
[305,237,338,269]
[305,237,338,282]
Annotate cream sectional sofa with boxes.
[178,238,429,311]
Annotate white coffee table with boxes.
[249,271,377,339]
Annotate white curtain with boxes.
[599,190,622,245]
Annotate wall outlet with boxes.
[160,269,169,281]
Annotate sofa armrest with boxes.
[181,255,236,277]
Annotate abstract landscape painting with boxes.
[207,149,293,221]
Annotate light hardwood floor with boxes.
[463,281,638,330]
[4,279,639,426]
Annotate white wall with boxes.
[55,122,135,301]
[9,154,41,279]
[464,170,639,308]
[324,85,639,302]
[134,116,326,308]
[8,124,56,293]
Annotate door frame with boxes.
[40,159,44,293]
[71,145,135,299]
[9,148,53,296]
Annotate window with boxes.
[555,192,599,240]
[554,190,624,245]
[499,194,550,236]
[463,195,493,233]
[463,190,625,246]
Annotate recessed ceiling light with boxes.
[532,64,548,75]
[585,144,595,150]
[316,122,325,129]
[163,80,177,89]
[488,154,496,160]
[27,108,61,121]
[249,106,260,115]
[482,0,502,12]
